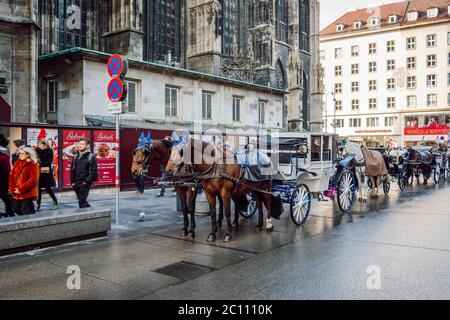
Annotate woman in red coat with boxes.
[9,147,40,215]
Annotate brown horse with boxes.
[404,148,433,185]
[166,138,277,243]
[131,139,199,239]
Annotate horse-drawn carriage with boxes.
[252,133,357,225]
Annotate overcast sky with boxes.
[320,0,402,30]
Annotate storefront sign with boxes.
[354,130,393,134]
[27,128,59,187]
[93,130,116,185]
[62,129,90,188]
[404,126,450,136]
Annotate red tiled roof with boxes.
[321,0,449,37]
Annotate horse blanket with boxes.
[361,147,388,177]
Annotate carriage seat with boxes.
[236,151,272,167]
[235,151,273,182]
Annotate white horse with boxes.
[342,141,386,202]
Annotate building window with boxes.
[427,7,438,18]
[335,83,342,94]
[335,66,342,76]
[47,80,58,112]
[407,37,416,50]
[258,100,266,124]
[387,59,396,71]
[351,64,359,75]
[448,93,450,106]
[354,21,362,29]
[334,119,344,128]
[351,99,359,110]
[407,95,417,108]
[427,34,437,47]
[389,15,398,23]
[351,45,359,57]
[369,61,377,73]
[427,74,437,87]
[427,55,437,67]
[232,97,241,122]
[202,92,213,120]
[407,76,416,89]
[407,57,416,69]
[369,80,377,91]
[387,78,396,90]
[320,50,326,61]
[351,81,359,92]
[448,32,450,45]
[387,40,395,52]
[427,94,437,107]
[448,53,450,65]
[367,117,379,127]
[368,43,377,54]
[407,11,418,21]
[350,118,361,128]
[165,87,178,117]
[336,24,344,32]
[369,98,377,110]
[387,97,396,108]
[385,117,395,127]
[448,73,450,85]
[335,48,342,59]
[335,100,342,111]
[126,81,137,113]
[370,18,380,27]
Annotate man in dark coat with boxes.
[0,134,13,217]
[70,138,98,208]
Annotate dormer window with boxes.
[427,7,438,18]
[407,11,418,21]
[354,21,362,29]
[389,15,398,23]
[336,24,345,32]
[370,18,380,27]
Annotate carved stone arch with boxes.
[275,59,287,89]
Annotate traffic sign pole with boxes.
[107,54,128,227]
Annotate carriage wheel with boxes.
[398,166,408,191]
[290,184,311,226]
[337,170,356,213]
[434,164,441,184]
[383,179,391,195]
[443,163,449,182]
[239,194,257,219]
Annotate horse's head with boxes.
[131,143,152,177]
[166,134,191,176]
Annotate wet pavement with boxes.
[0,181,449,300]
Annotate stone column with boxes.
[308,0,323,132]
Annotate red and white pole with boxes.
[115,113,120,226]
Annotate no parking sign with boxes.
[107,54,128,79]
[107,78,127,103]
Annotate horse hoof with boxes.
[187,232,196,240]
[224,234,232,242]
[179,230,188,238]
[255,226,263,233]
[266,227,274,233]
[207,234,216,242]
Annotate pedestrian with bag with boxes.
[9,147,40,215]
[0,134,13,218]
[70,138,98,208]
[36,138,59,211]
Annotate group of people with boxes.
[0,134,99,217]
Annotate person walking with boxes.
[36,139,58,211]
[11,139,25,165]
[9,147,40,215]
[70,138,98,208]
[0,134,13,218]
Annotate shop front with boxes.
[403,114,450,146]
[347,129,400,148]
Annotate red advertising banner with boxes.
[93,130,116,186]
[62,129,90,188]
[404,126,450,136]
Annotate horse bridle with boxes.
[132,144,154,173]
